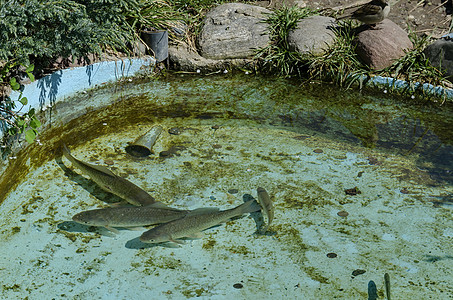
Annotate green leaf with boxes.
[25,65,34,73]
[28,108,35,117]
[8,127,17,136]
[25,129,36,143]
[27,73,35,82]
[10,78,20,90]
[30,117,41,129]
[16,118,26,127]
[19,97,28,105]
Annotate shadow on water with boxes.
[57,221,116,237]
[272,81,453,186]
[55,156,125,205]
[125,237,180,249]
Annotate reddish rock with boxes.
[354,19,413,70]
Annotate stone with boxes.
[199,3,271,60]
[168,42,255,72]
[288,15,337,56]
[354,19,413,70]
[424,38,453,80]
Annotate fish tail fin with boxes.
[238,199,262,214]
[62,143,79,166]
[62,143,72,159]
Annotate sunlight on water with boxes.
[0,73,452,299]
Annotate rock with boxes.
[424,38,453,80]
[199,3,271,59]
[168,42,255,72]
[288,16,337,56]
[354,19,413,70]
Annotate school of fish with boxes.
[62,140,275,245]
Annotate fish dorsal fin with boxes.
[187,207,220,216]
[80,161,117,177]
[146,202,174,209]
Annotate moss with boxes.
[21,195,44,215]
[226,245,251,255]
[202,238,216,250]
[144,256,183,271]
[2,284,20,292]
[56,229,77,242]
[181,287,208,298]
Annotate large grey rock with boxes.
[169,42,255,72]
[424,38,453,80]
[199,3,271,59]
[354,19,413,70]
[288,16,337,56]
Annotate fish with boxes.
[72,206,190,230]
[62,144,160,207]
[139,200,261,244]
[257,187,274,230]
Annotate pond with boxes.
[0,73,452,299]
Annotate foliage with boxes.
[306,20,371,88]
[127,0,189,35]
[0,0,137,68]
[377,29,450,102]
[255,6,316,77]
[169,0,227,48]
[1,62,41,144]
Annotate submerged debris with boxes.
[337,210,349,217]
[384,273,391,300]
[400,188,410,194]
[344,187,362,196]
[352,269,366,277]
[367,280,378,300]
[233,283,243,289]
[168,127,182,135]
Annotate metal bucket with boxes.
[125,125,163,157]
[141,30,169,63]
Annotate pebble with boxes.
[400,188,410,194]
[104,159,114,166]
[168,127,181,135]
[233,283,243,289]
[313,148,323,153]
[228,189,239,194]
[344,187,361,196]
[352,269,366,277]
[159,151,171,157]
[326,252,337,258]
[337,211,349,217]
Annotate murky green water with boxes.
[0,73,452,299]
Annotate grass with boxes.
[377,29,450,103]
[306,20,371,89]
[253,5,450,102]
[255,6,316,77]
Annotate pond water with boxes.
[0,73,452,299]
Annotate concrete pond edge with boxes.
[0,56,451,159]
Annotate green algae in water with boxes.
[0,73,452,299]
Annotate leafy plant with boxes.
[255,6,316,77]
[306,20,371,88]
[127,0,189,34]
[1,62,41,144]
[377,29,450,102]
[0,0,137,69]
